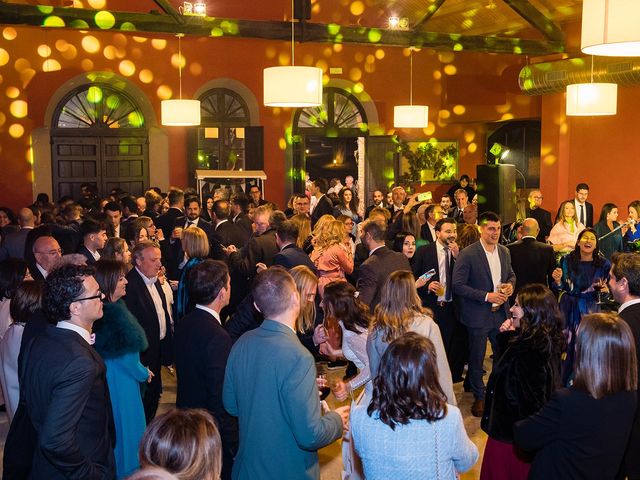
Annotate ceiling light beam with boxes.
[412,0,447,30]
[502,0,564,42]
[152,0,186,25]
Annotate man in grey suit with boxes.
[452,211,515,417]
[223,267,348,480]
[0,208,35,261]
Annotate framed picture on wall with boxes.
[397,138,459,185]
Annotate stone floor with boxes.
[0,352,491,479]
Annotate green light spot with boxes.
[106,95,120,109]
[367,29,382,43]
[87,86,103,104]
[211,27,223,37]
[353,83,364,94]
[449,33,461,41]
[327,23,340,36]
[120,22,136,31]
[127,112,144,127]
[569,58,585,67]
[43,16,65,27]
[453,43,463,51]
[37,6,54,14]
[523,79,533,90]
[513,46,523,54]
[95,10,115,29]
[335,34,343,43]
[227,22,239,35]
[71,19,90,29]
[359,123,368,133]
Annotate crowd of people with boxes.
[0,175,639,480]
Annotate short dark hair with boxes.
[0,258,27,300]
[253,266,296,318]
[167,189,184,206]
[121,196,137,213]
[368,332,447,429]
[478,211,501,225]
[80,218,106,238]
[277,220,299,244]
[185,196,201,208]
[611,253,640,297]
[362,218,387,242]
[232,194,249,212]
[43,264,95,322]
[9,281,41,323]
[188,260,229,305]
[249,185,261,192]
[103,201,121,214]
[102,237,128,260]
[576,183,590,191]
[212,200,230,221]
[425,204,439,218]
[441,194,451,200]
[269,210,287,229]
[94,259,126,302]
[435,217,456,232]
[392,231,415,254]
[460,174,470,182]
[312,178,329,194]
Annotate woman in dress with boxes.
[551,228,610,385]
[367,270,456,405]
[334,187,361,237]
[392,231,417,266]
[514,313,637,480]
[480,284,565,480]
[623,200,640,248]
[0,258,27,338]
[594,203,623,260]
[93,259,152,479]
[352,332,478,479]
[548,201,585,253]
[201,194,214,222]
[310,219,354,297]
[176,226,209,321]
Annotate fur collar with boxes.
[93,300,148,359]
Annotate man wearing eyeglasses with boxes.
[31,236,63,282]
[18,264,115,479]
[526,190,552,242]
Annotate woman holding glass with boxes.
[624,200,640,247]
[551,228,611,385]
[593,203,623,260]
[548,201,585,254]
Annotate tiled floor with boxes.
[0,354,491,479]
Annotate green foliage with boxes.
[397,139,458,185]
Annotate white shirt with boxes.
[309,195,319,214]
[87,248,100,261]
[619,298,640,314]
[369,244,385,256]
[481,240,502,305]
[36,263,48,279]
[57,321,93,344]
[215,219,228,231]
[436,241,450,302]
[428,222,437,242]
[185,217,200,228]
[196,304,221,325]
[574,199,587,223]
[135,267,167,340]
[114,225,120,238]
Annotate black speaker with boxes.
[294,0,311,20]
[476,164,517,224]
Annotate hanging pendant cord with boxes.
[291,0,295,66]
[590,55,594,83]
[410,49,413,105]
[177,33,184,99]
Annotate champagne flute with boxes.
[592,277,606,305]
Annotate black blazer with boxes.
[412,242,454,309]
[229,229,278,279]
[174,308,238,451]
[506,237,556,294]
[215,220,247,249]
[357,246,411,308]
[514,388,636,480]
[76,245,97,265]
[311,195,334,226]
[526,207,553,242]
[0,227,30,261]
[174,216,225,261]
[124,268,173,373]
[273,243,316,272]
[232,213,253,240]
[420,222,436,244]
[22,326,115,479]
[156,207,184,241]
[619,302,640,479]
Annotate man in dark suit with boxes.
[223,267,347,479]
[420,204,444,244]
[103,201,123,239]
[452,211,516,417]
[212,200,246,249]
[0,208,35,261]
[557,182,594,227]
[230,195,253,241]
[248,185,268,206]
[174,196,224,261]
[364,190,384,219]
[273,220,316,271]
[448,188,469,224]
[76,219,107,265]
[412,218,459,353]
[20,264,115,479]
[30,235,63,282]
[357,218,411,309]
[155,188,184,241]
[609,253,640,480]
[507,218,556,295]
[175,260,238,480]
[310,178,334,227]
[526,190,553,242]
[387,186,407,223]
[124,241,173,422]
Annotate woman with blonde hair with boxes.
[548,200,585,253]
[290,214,311,249]
[367,270,455,405]
[304,214,337,254]
[176,226,210,320]
[289,265,319,339]
[310,219,354,297]
[139,409,222,480]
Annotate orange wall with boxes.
[0,23,539,209]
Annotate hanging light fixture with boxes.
[566,57,617,116]
[263,0,322,107]
[161,34,201,126]
[581,0,640,56]
[394,48,429,128]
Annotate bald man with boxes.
[506,218,556,295]
[0,208,35,261]
[31,236,63,281]
[526,190,552,242]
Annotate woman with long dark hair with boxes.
[624,200,640,247]
[514,313,637,479]
[334,187,361,236]
[594,203,623,260]
[551,228,611,384]
[352,332,478,478]
[392,231,417,265]
[480,284,565,479]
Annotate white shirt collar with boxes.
[135,267,157,286]
[369,244,385,256]
[185,217,199,227]
[619,298,640,313]
[86,246,100,261]
[196,304,221,325]
[480,238,498,254]
[216,219,228,228]
[522,235,537,240]
[57,320,93,344]
[36,263,48,279]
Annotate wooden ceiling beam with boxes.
[413,0,447,30]
[501,0,564,42]
[152,0,185,25]
[0,0,564,55]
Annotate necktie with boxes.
[443,246,452,301]
[580,205,585,225]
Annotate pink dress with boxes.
[310,243,354,297]
[548,221,585,250]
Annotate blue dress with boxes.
[176,256,205,321]
[553,255,611,385]
[93,300,149,479]
[594,221,623,260]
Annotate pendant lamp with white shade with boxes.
[263,0,322,107]
[394,49,429,128]
[566,57,617,116]
[161,34,201,126]
[581,0,640,57]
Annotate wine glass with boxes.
[592,277,606,305]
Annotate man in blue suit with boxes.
[452,211,515,417]
[273,220,316,272]
[223,267,348,479]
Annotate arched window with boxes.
[293,87,368,137]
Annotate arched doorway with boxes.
[292,87,368,199]
[50,83,149,199]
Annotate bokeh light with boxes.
[9,124,24,139]
[453,105,466,115]
[37,45,52,58]
[81,58,94,70]
[151,39,167,50]
[157,85,172,100]
[190,63,202,76]
[82,36,101,53]
[0,112,5,127]
[118,60,135,76]
[443,65,457,75]
[6,87,19,99]
[14,58,31,72]
[95,11,116,29]
[2,28,17,41]
[139,69,153,83]
[171,53,185,69]
[88,0,106,8]
[133,36,148,43]
[103,45,117,59]
[87,86,103,103]
[0,48,9,67]
[43,16,65,28]
[10,100,28,119]
[42,59,62,72]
